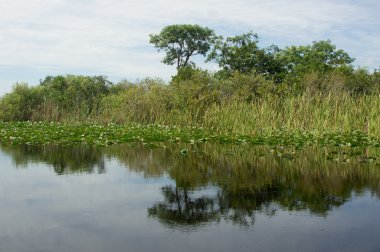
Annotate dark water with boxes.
[1,143,380,252]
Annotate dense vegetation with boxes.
[1,69,379,136]
[0,24,379,143]
[0,121,378,147]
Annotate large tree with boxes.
[208,32,283,80]
[276,40,355,76]
[149,24,218,69]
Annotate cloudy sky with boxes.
[0,0,379,94]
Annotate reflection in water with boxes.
[1,143,380,229]
[1,144,105,175]
[148,186,220,229]
[106,143,380,228]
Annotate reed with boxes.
[203,94,380,136]
[0,72,379,139]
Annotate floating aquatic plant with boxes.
[0,122,379,148]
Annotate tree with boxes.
[208,32,284,81]
[276,40,355,77]
[149,24,218,69]
[40,75,111,116]
[0,83,43,121]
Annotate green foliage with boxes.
[1,70,380,138]
[170,69,219,123]
[171,65,203,82]
[0,121,379,147]
[0,75,113,122]
[208,32,283,81]
[345,68,377,95]
[293,68,380,96]
[170,70,276,122]
[297,71,347,95]
[374,69,380,92]
[101,78,172,124]
[149,24,218,69]
[216,72,276,101]
[108,79,134,94]
[277,40,354,80]
[39,75,111,118]
[0,83,43,121]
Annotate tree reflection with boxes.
[217,186,279,226]
[148,185,220,229]
[148,182,353,228]
[108,143,380,228]
[0,144,105,175]
[1,142,380,229]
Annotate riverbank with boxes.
[0,121,378,147]
[1,73,379,138]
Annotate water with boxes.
[1,143,380,252]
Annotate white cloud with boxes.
[0,0,379,94]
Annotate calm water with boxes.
[1,143,380,252]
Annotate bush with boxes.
[346,68,376,95]
[0,83,43,121]
[100,78,173,124]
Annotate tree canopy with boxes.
[149,24,218,69]
[150,25,358,85]
[208,32,283,80]
[276,40,355,77]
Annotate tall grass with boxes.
[99,91,380,136]
[203,94,380,136]
[0,70,379,136]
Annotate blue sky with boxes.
[0,0,379,95]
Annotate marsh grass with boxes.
[0,71,379,144]
[203,94,380,136]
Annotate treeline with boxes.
[0,75,111,121]
[0,24,379,134]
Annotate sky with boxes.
[0,0,379,95]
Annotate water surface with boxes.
[1,143,380,252]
